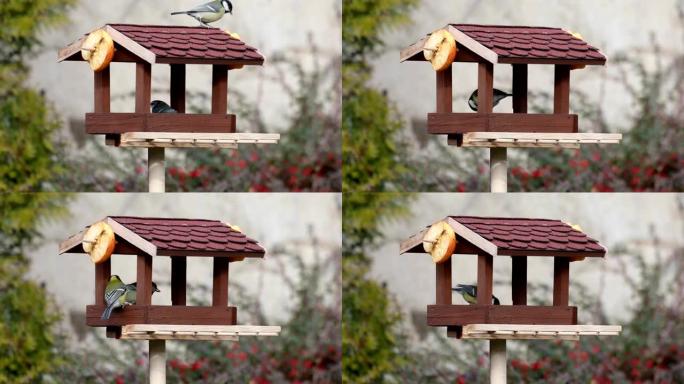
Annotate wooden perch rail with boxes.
[461,132,622,148]
[118,132,281,149]
[121,324,281,341]
[461,324,622,341]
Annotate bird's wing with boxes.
[105,287,126,306]
[186,1,222,13]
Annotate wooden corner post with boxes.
[553,257,570,306]
[477,252,493,305]
[511,256,527,305]
[170,64,186,113]
[512,64,528,114]
[136,254,153,305]
[171,257,187,306]
[554,65,571,116]
[212,65,231,127]
[435,258,452,305]
[212,258,229,307]
[436,65,457,145]
[94,258,111,305]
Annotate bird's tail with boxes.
[170,11,186,15]
[101,302,116,320]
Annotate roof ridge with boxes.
[109,216,219,222]
[108,23,223,30]
[451,23,560,30]
[450,215,559,222]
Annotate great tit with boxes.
[468,89,512,112]
[171,0,233,28]
[101,276,161,320]
[452,284,500,305]
[151,100,177,113]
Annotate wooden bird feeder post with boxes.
[59,24,281,192]
[400,216,621,383]
[401,24,622,193]
[60,217,281,384]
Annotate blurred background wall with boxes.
[28,193,341,341]
[30,0,341,141]
[372,0,683,139]
[369,194,684,343]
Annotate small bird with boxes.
[151,100,177,113]
[101,276,161,320]
[468,89,512,112]
[171,0,233,28]
[452,284,500,305]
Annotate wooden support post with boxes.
[436,66,458,145]
[478,62,494,113]
[94,67,118,146]
[149,339,166,384]
[136,254,153,305]
[512,64,528,113]
[490,339,507,384]
[554,65,571,115]
[511,256,527,305]
[136,62,152,113]
[94,258,111,305]
[171,257,187,306]
[170,64,186,113]
[553,257,570,306]
[435,258,452,305]
[477,252,493,305]
[212,258,229,307]
[212,65,229,122]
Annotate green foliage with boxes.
[0,0,75,193]
[0,258,61,384]
[342,0,418,193]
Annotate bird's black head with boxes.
[151,282,161,293]
[222,0,233,14]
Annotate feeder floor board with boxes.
[460,132,622,148]
[461,324,622,341]
[120,324,281,341]
[117,132,281,148]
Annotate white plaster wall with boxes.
[27,193,341,340]
[370,194,684,334]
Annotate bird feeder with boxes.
[401,24,622,192]
[400,216,621,381]
[58,24,280,191]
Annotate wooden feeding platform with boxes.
[401,24,621,149]
[58,24,280,148]
[400,216,621,340]
[59,216,280,340]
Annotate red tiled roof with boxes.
[110,216,264,255]
[109,24,263,63]
[451,24,605,63]
[450,216,605,255]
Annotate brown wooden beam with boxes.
[136,254,153,305]
[170,64,186,113]
[553,257,570,306]
[478,61,494,113]
[511,256,527,305]
[94,258,111,306]
[477,252,493,305]
[512,64,528,113]
[436,258,452,305]
[212,258,229,307]
[427,304,578,326]
[135,62,152,114]
[212,65,228,115]
[86,113,236,134]
[86,305,237,327]
[554,65,571,115]
[94,67,110,113]
[427,113,577,134]
[171,257,187,306]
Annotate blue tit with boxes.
[101,277,161,320]
[171,0,233,28]
[452,284,500,305]
[468,89,512,111]
[151,100,177,113]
